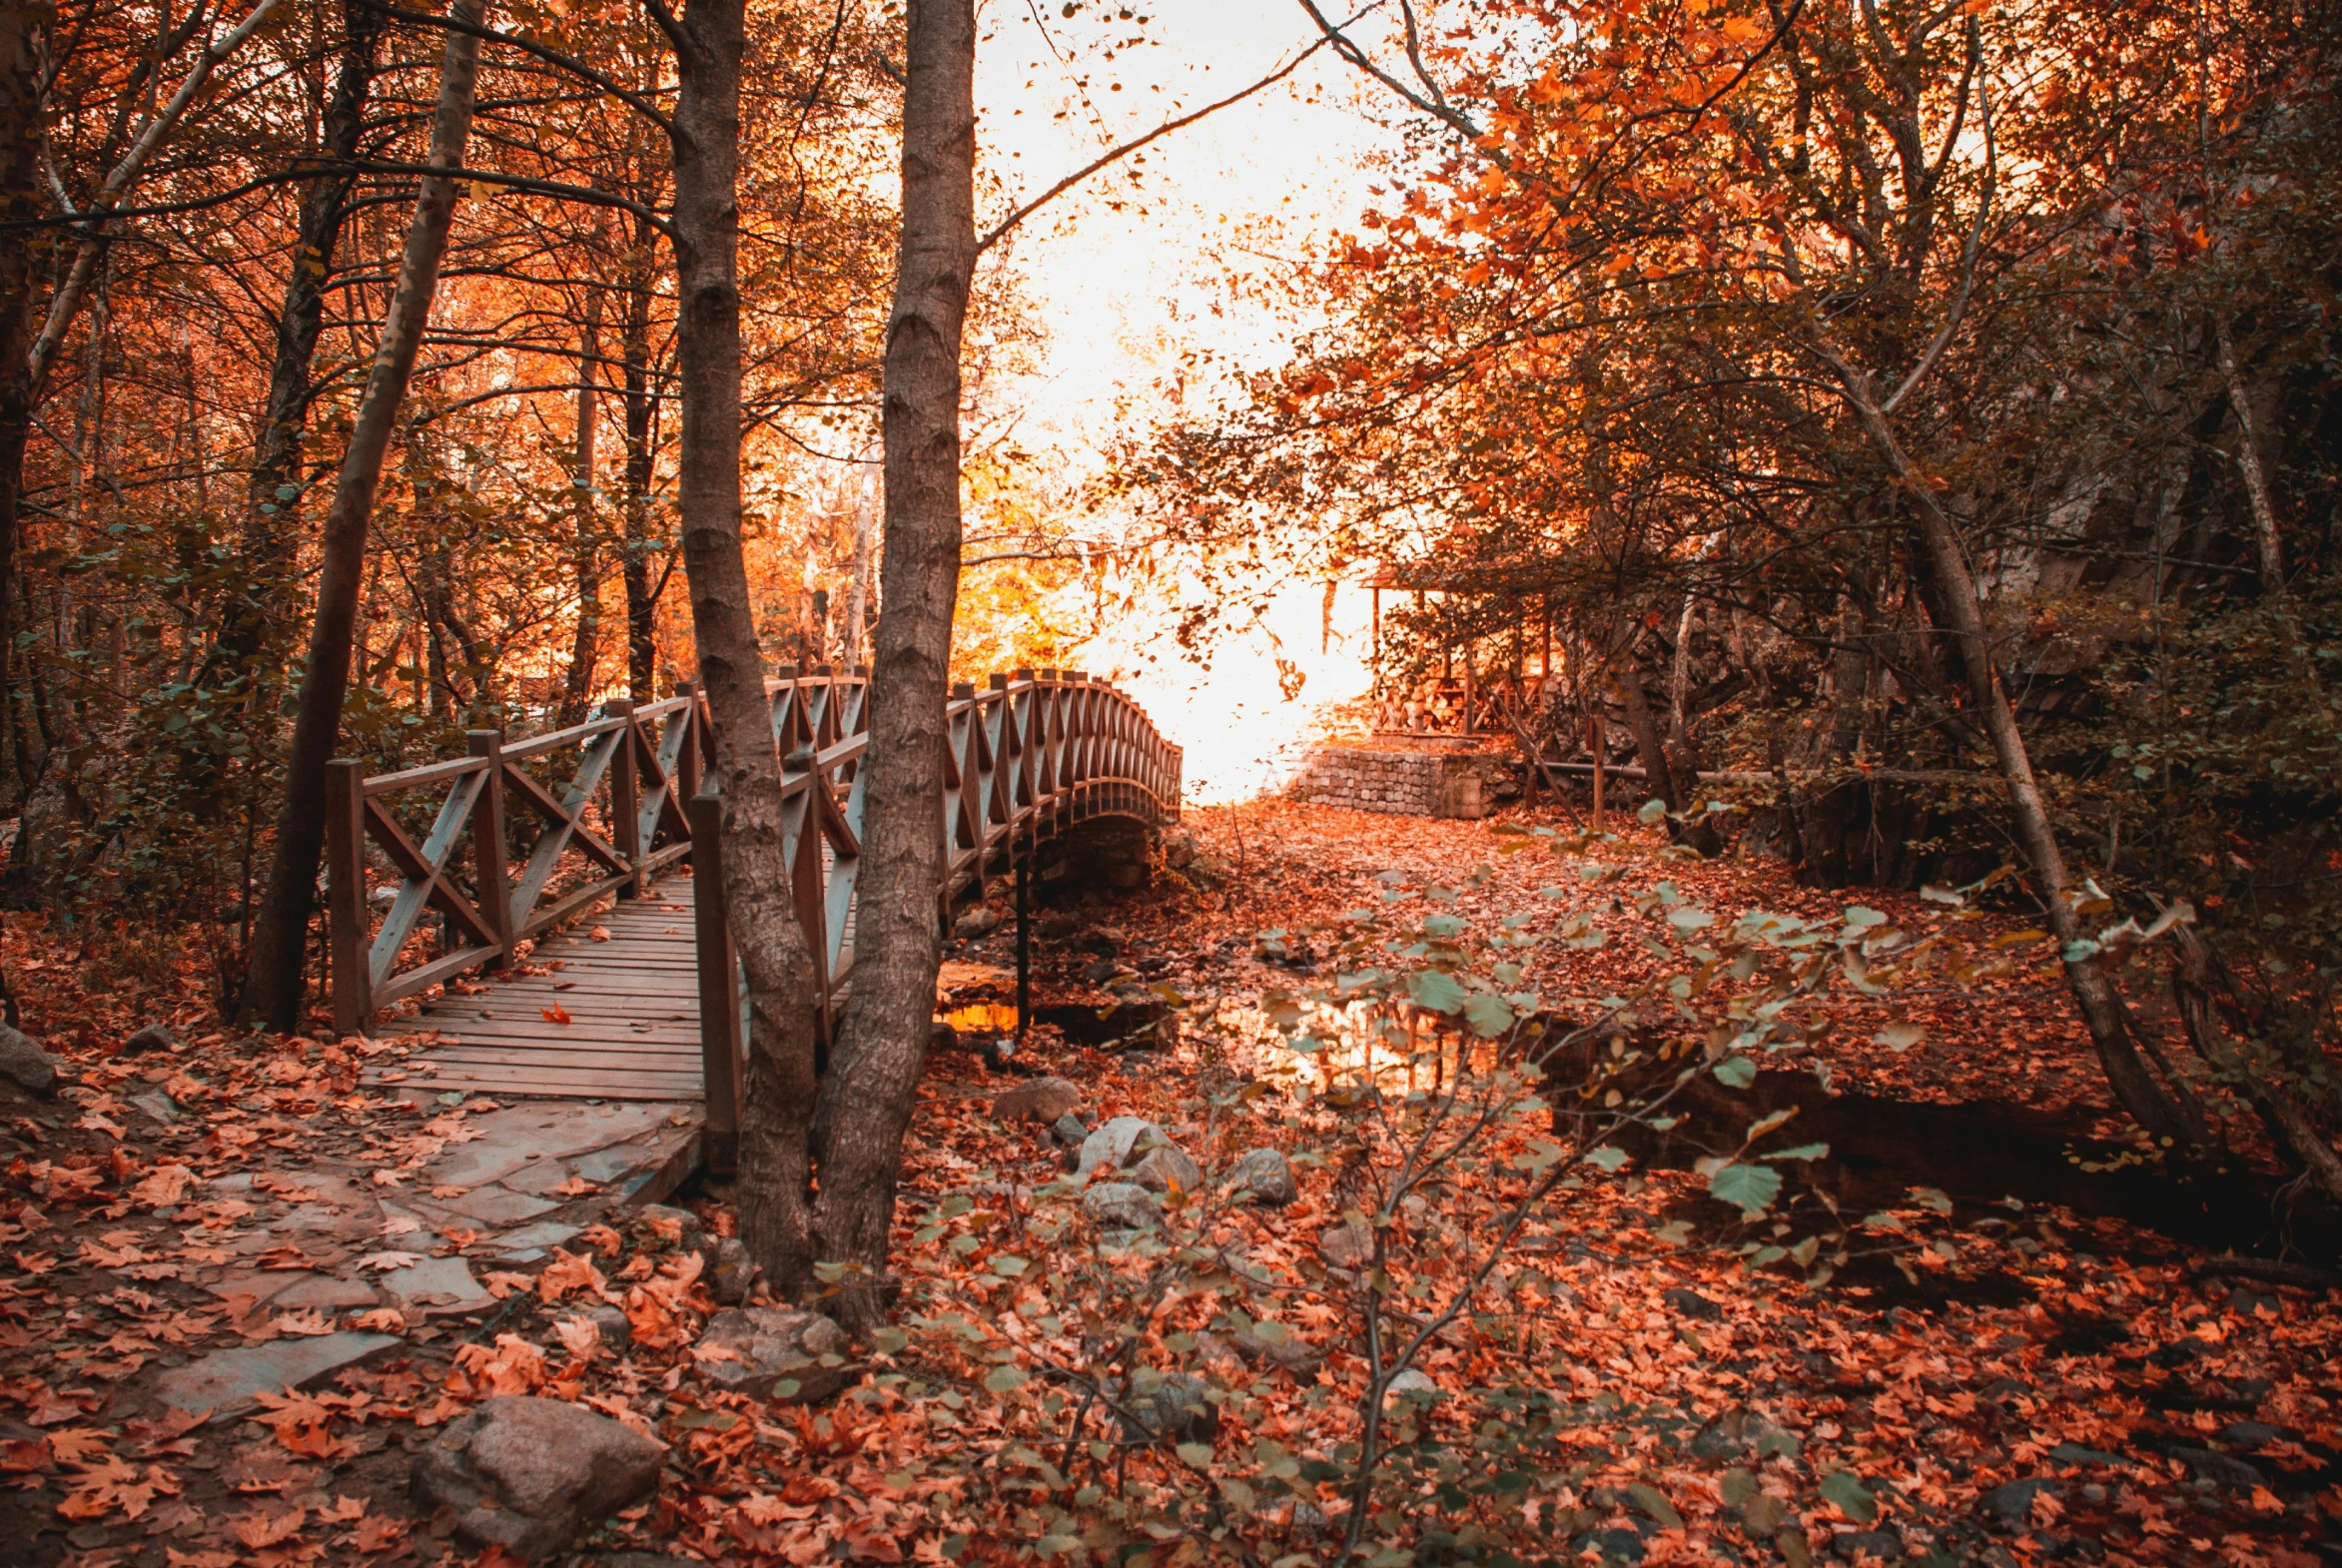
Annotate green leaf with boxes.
[1423,913,1465,938]
[813,1260,847,1282]
[1844,906,1889,928]
[1174,1441,1215,1468]
[1626,1483,1684,1529]
[983,1364,1029,1394]
[1712,1056,1757,1089]
[1769,1143,1830,1162]
[1462,992,1515,1037]
[1819,1471,1879,1523]
[871,1325,909,1355]
[1668,906,1715,932]
[1707,1162,1783,1215]
[1581,1146,1629,1172]
[1407,969,1468,1014]
[1638,797,1670,824]
[988,1254,1030,1277]
[1511,1140,1567,1175]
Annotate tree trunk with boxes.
[665,0,823,1296]
[843,438,876,666]
[1848,393,2211,1145]
[813,0,977,1335]
[208,0,381,695]
[559,285,603,725]
[240,0,487,1031]
[0,1,48,821]
[621,224,660,698]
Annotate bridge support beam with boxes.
[687,787,743,1173]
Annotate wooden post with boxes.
[607,699,642,898]
[1016,821,1031,1049]
[327,759,371,1038]
[687,787,743,1173]
[675,680,703,805]
[466,730,510,966]
[1589,709,1605,832]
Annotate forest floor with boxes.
[0,798,2336,1568]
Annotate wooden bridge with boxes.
[325,666,1181,1139]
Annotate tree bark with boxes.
[843,437,876,666]
[813,0,977,1335]
[240,0,488,1031]
[208,0,382,695]
[664,0,823,1295]
[620,219,661,698]
[559,285,603,724]
[0,1,48,813]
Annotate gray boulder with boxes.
[1050,1112,1090,1148]
[411,1395,664,1562]
[0,1025,56,1095]
[1384,1367,1439,1402]
[1318,1220,1374,1270]
[1981,1478,2057,1530]
[1082,1181,1162,1231]
[696,1307,850,1401]
[122,1023,174,1056]
[636,1203,705,1251]
[1077,1115,1165,1178]
[1128,1142,1202,1196]
[1227,1148,1298,1206]
[953,904,1004,939]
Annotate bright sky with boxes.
[972,0,1400,800]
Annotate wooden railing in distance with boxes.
[325,666,1182,1152]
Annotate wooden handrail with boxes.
[325,668,1182,1154]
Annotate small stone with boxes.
[1384,1367,1439,1401]
[637,1203,706,1250]
[953,905,1004,939]
[707,1236,755,1305]
[0,1025,57,1095]
[1127,1143,1201,1195]
[1082,1181,1162,1231]
[993,1076,1083,1125]
[1076,1116,1164,1178]
[1663,1286,1723,1321]
[1982,1478,2057,1529]
[586,1304,632,1352]
[1119,1370,1215,1443]
[154,1331,398,1417]
[2047,1442,2127,1467]
[1226,1148,1297,1206]
[122,1023,174,1056]
[129,1090,181,1125]
[1318,1220,1373,1270]
[696,1307,850,1401]
[411,1395,664,1561]
[2219,1420,2281,1448]
[1049,1113,1089,1149]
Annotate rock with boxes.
[1831,1529,1904,1560]
[707,1236,755,1305]
[696,1307,851,1402]
[1214,1322,1320,1376]
[446,1186,561,1226]
[1075,1115,1166,1178]
[2219,1420,2281,1448]
[1982,1478,2057,1530]
[953,905,1004,939]
[411,1395,664,1562]
[128,1090,181,1125]
[637,1203,706,1250]
[994,1077,1083,1125]
[154,1331,399,1417]
[1318,1220,1374,1270]
[2170,1446,2263,1488]
[1082,1181,1162,1231]
[1977,1376,2030,1404]
[1226,1148,1297,1206]
[121,1023,174,1056]
[1049,1113,1090,1149]
[270,1274,379,1310]
[0,1026,57,1095]
[586,1304,633,1352]
[1662,1286,1723,1321]
[1690,1407,1800,1461]
[1119,1370,1216,1444]
[1128,1142,1201,1196]
[380,1255,494,1316]
[1086,925,1129,951]
[1081,957,1127,986]
[1384,1367,1439,1401]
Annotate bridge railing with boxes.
[325,667,1181,1122]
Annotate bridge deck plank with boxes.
[365,888,709,1102]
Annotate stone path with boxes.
[157,1095,700,1417]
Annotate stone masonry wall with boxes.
[1286,745,1500,819]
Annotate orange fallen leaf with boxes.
[541,1004,573,1025]
[232,1504,305,1548]
[588,925,611,942]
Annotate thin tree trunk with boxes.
[0,1,49,818]
[240,0,487,1030]
[843,441,876,667]
[1847,392,2210,1144]
[813,0,977,1335]
[208,0,381,695]
[621,223,660,698]
[559,286,603,724]
[664,0,823,1295]
[2213,317,2304,666]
